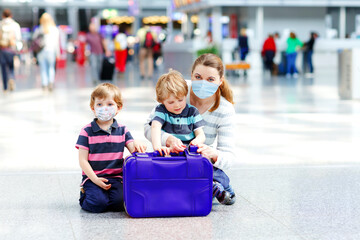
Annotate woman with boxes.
[238,28,249,61]
[114,26,128,73]
[86,22,111,83]
[144,53,236,205]
[33,13,59,91]
[303,32,317,77]
[286,31,303,78]
[261,34,276,74]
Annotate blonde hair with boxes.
[90,83,123,109]
[191,54,234,112]
[156,69,188,102]
[39,13,56,34]
[240,28,247,36]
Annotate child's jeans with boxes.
[79,178,124,213]
[213,167,235,195]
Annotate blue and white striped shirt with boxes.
[151,104,204,145]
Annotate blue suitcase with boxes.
[123,146,213,218]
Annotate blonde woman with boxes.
[33,13,59,91]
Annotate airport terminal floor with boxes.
[1,52,360,240]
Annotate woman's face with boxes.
[191,64,222,85]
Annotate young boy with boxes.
[75,83,146,213]
[151,69,205,155]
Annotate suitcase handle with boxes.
[185,145,200,156]
[129,145,210,179]
[152,145,200,157]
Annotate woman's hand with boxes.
[197,143,218,163]
[166,135,186,153]
[133,140,147,153]
[94,177,111,190]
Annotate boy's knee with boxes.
[107,189,124,211]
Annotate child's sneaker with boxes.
[213,181,227,204]
[222,192,236,205]
[213,181,224,198]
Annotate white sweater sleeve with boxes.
[143,105,171,146]
[212,105,237,170]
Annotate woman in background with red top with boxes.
[261,34,276,75]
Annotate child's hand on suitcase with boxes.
[133,140,147,153]
[154,146,171,156]
[166,135,185,153]
[94,177,112,190]
[189,139,201,147]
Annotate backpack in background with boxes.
[0,20,16,48]
[144,31,154,48]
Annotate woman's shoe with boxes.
[8,79,15,91]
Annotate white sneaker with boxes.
[286,73,291,79]
[293,73,299,78]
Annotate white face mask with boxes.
[192,80,219,99]
[95,106,116,121]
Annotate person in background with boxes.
[113,26,127,74]
[286,31,303,78]
[261,34,277,75]
[144,54,237,205]
[206,30,213,44]
[0,8,21,93]
[152,40,161,71]
[86,22,111,84]
[33,13,59,91]
[136,25,156,80]
[238,28,249,61]
[303,31,317,78]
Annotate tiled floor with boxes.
[0,53,360,240]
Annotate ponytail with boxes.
[209,79,234,112]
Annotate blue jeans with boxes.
[240,47,248,61]
[286,52,298,75]
[89,54,103,82]
[37,50,56,87]
[0,49,15,90]
[213,167,235,195]
[306,50,313,73]
[79,178,124,213]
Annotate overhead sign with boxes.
[173,0,201,8]
[102,9,118,19]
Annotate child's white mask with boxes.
[95,106,116,121]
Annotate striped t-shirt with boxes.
[151,104,204,145]
[75,119,134,185]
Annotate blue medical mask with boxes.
[95,106,116,121]
[191,80,219,99]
